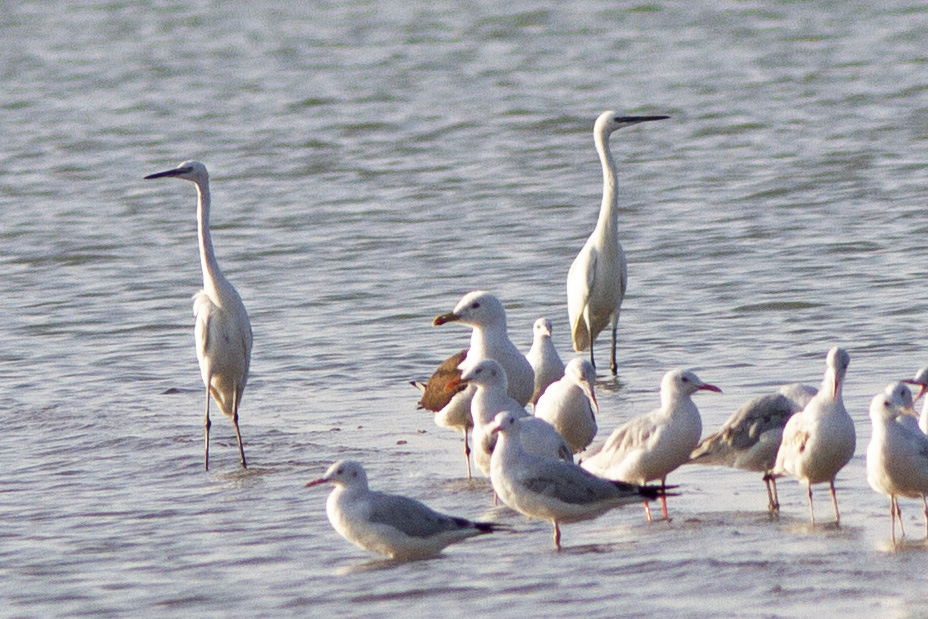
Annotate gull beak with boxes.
[581,382,599,415]
[433,312,460,326]
[698,383,722,394]
[305,477,328,488]
[898,405,920,419]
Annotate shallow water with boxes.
[3,0,928,616]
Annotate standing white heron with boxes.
[567,111,668,375]
[145,160,253,470]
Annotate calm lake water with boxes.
[2,0,928,616]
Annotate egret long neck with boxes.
[594,131,619,240]
[195,181,230,303]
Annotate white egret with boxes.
[768,347,855,525]
[145,160,253,470]
[567,111,668,375]
[306,460,503,560]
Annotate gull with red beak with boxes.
[768,347,856,525]
[581,369,720,521]
[534,358,599,454]
[306,460,503,560]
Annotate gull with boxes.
[489,412,664,549]
[411,349,474,479]
[534,358,599,454]
[768,347,856,525]
[582,369,721,521]
[866,382,928,542]
[460,359,572,477]
[525,318,565,405]
[433,290,535,406]
[566,111,669,375]
[144,161,252,470]
[690,383,816,512]
[306,460,503,560]
[902,366,928,435]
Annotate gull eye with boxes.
[472,302,480,309]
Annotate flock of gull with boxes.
[144,111,928,561]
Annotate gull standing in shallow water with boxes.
[582,369,721,521]
[768,347,855,525]
[535,358,599,454]
[460,359,572,478]
[488,413,664,549]
[145,161,252,470]
[433,291,535,406]
[690,383,816,512]
[418,291,535,479]
[866,382,928,542]
[306,460,503,560]
[525,318,565,405]
[567,111,668,375]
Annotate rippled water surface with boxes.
[3,1,928,616]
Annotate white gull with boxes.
[306,460,502,560]
[525,318,565,405]
[535,358,599,454]
[460,359,572,477]
[690,383,816,512]
[769,347,856,525]
[866,382,928,542]
[581,369,720,521]
[488,412,663,549]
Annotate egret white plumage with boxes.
[866,383,928,542]
[534,358,599,454]
[690,383,816,512]
[145,161,253,470]
[768,347,855,525]
[582,369,720,521]
[525,318,565,405]
[488,412,664,549]
[566,111,668,375]
[306,460,503,560]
